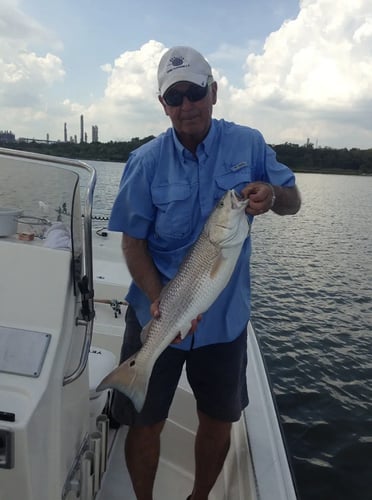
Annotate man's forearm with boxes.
[272,185,301,215]
[121,234,163,303]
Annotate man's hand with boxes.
[241,182,301,216]
[241,182,275,216]
[150,298,202,344]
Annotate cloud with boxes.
[0,52,64,87]
[244,2,372,109]
[228,0,372,146]
[0,0,62,52]
[90,0,372,147]
[85,40,169,141]
[0,0,65,137]
[103,40,162,100]
[0,45,65,136]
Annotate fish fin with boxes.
[209,252,224,279]
[96,353,149,412]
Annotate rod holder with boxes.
[90,431,102,494]
[96,415,109,476]
[80,450,94,500]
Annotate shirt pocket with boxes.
[214,165,253,200]
[152,183,193,239]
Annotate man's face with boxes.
[159,81,217,144]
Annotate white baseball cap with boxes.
[158,46,213,96]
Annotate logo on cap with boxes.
[166,55,190,75]
[170,56,184,67]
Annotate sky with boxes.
[1,0,371,149]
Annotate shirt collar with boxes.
[171,119,217,161]
[201,118,216,156]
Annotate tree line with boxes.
[274,142,372,174]
[0,136,155,163]
[1,137,372,174]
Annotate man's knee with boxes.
[197,410,232,437]
[127,420,166,445]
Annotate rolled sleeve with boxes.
[264,145,296,187]
[108,154,155,238]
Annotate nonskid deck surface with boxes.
[95,371,256,500]
[96,418,254,500]
[96,425,195,500]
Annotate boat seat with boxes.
[88,346,116,428]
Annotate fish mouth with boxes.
[231,189,248,209]
[214,190,248,232]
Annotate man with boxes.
[108,46,301,500]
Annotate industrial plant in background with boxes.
[1,114,99,144]
[65,115,99,143]
[0,131,16,143]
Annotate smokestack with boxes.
[80,114,84,143]
[64,122,67,142]
[92,125,99,143]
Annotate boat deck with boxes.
[95,381,255,500]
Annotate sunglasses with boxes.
[163,83,210,107]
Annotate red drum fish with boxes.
[97,189,250,412]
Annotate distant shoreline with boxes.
[293,168,372,176]
[1,138,371,175]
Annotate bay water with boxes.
[91,161,372,500]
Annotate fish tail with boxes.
[96,353,150,412]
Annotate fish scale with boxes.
[137,233,222,364]
[97,189,249,412]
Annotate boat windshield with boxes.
[0,150,85,293]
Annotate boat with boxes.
[0,147,298,500]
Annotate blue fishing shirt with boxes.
[109,118,296,349]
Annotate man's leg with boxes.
[125,420,166,500]
[186,331,249,500]
[110,306,185,498]
[189,410,232,500]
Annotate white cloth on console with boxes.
[43,222,71,251]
